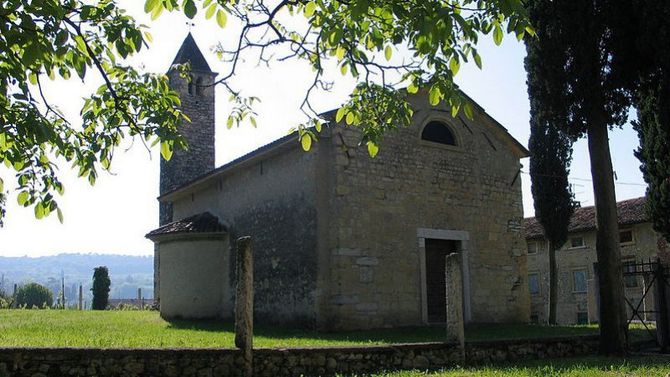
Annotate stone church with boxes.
[147,34,531,330]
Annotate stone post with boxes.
[445,253,465,360]
[587,279,599,323]
[78,285,83,310]
[654,259,669,352]
[235,236,253,377]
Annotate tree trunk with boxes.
[586,120,628,354]
[548,241,558,325]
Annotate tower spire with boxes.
[170,32,213,73]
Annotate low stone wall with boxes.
[0,336,598,377]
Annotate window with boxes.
[619,229,634,244]
[569,236,585,249]
[622,260,639,288]
[527,241,539,255]
[187,75,195,95]
[421,121,456,146]
[573,269,587,293]
[528,272,540,295]
[577,312,588,325]
[195,77,203,95]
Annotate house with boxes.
[146,34,531,330]
[525,196,669,325]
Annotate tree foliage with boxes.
[631,0,670,242]
[524,0,634,353]
[16,282,53,308]
[524,1,576,325]
[145,0,533,153]
[0,0,188,225]
[91,265,111,310]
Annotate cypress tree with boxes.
[524,0,632,354]
[91,266,111,310]
[632,0,670,242]
[524,0,576,325]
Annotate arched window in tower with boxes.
[421,121,457,146]
[196,77,203,96]
[187,75,195,95]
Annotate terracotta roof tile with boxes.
[146,212,226,239]
[524,197,648,239]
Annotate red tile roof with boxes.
[524,197,648,239]
[146,212,226,240]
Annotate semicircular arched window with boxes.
[421,121,457,146]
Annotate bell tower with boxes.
[160,33,216,225]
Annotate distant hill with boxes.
[0,253,153,306]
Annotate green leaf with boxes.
[340,63,348,75]
[304,1,316,17]
[17,192,29,206]
[250,117,257,128]
[474,52,482,69]
[335,107,346,123]
[57,207,64,224]
[144,0,159,13]
[367,141,379,158]
[0,177,3,192]
[34,202,44,219]
[300,133,312,151]
[315,121,322,133]
[144,31,153,43]
[216,10,227,28]
[428,86,441,106]
[160,141,173,160]
[184,0,197,19]
[345,111,355,125]
[407,83,419,94]
[384,45,392,61]
[227,116,234,129]
[150,4,164,20]
[28,72,38,85]
[493,24,503,46]
[205,3,217,19]
[463,102,474,120]
[449,57,460,76]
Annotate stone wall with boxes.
[169,143,321,325]
[323,91,530,329]
[527,222,663,324]
[0,336,598,377]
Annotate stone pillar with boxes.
[654,259,669,351]
[12,284,17,309]
[235,236,253,377]
[445,253,465,360]
[587,279,599,323]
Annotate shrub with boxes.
[91,266,111,310]
[16,283,53,309]
[0,288,12,309]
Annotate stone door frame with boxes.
[417,228,472,324]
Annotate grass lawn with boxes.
[373,356,670,376]
[0,310,650,349]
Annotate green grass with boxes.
[0,310,652,349]
[370,357,670,376]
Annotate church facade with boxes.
[147,34,531,330]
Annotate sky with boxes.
[0,2,647,257]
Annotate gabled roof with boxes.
[158,90,529,202]
[171,33,213,73]
[524,197,648,239]
[146,212,226,241]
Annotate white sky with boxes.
[0,2,647,257]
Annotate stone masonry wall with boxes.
[323,91,529,329]
[169,144,320,326]
[528,222,665,324]
[0,336,599,377]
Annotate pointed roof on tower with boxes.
[171,33,213,73]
